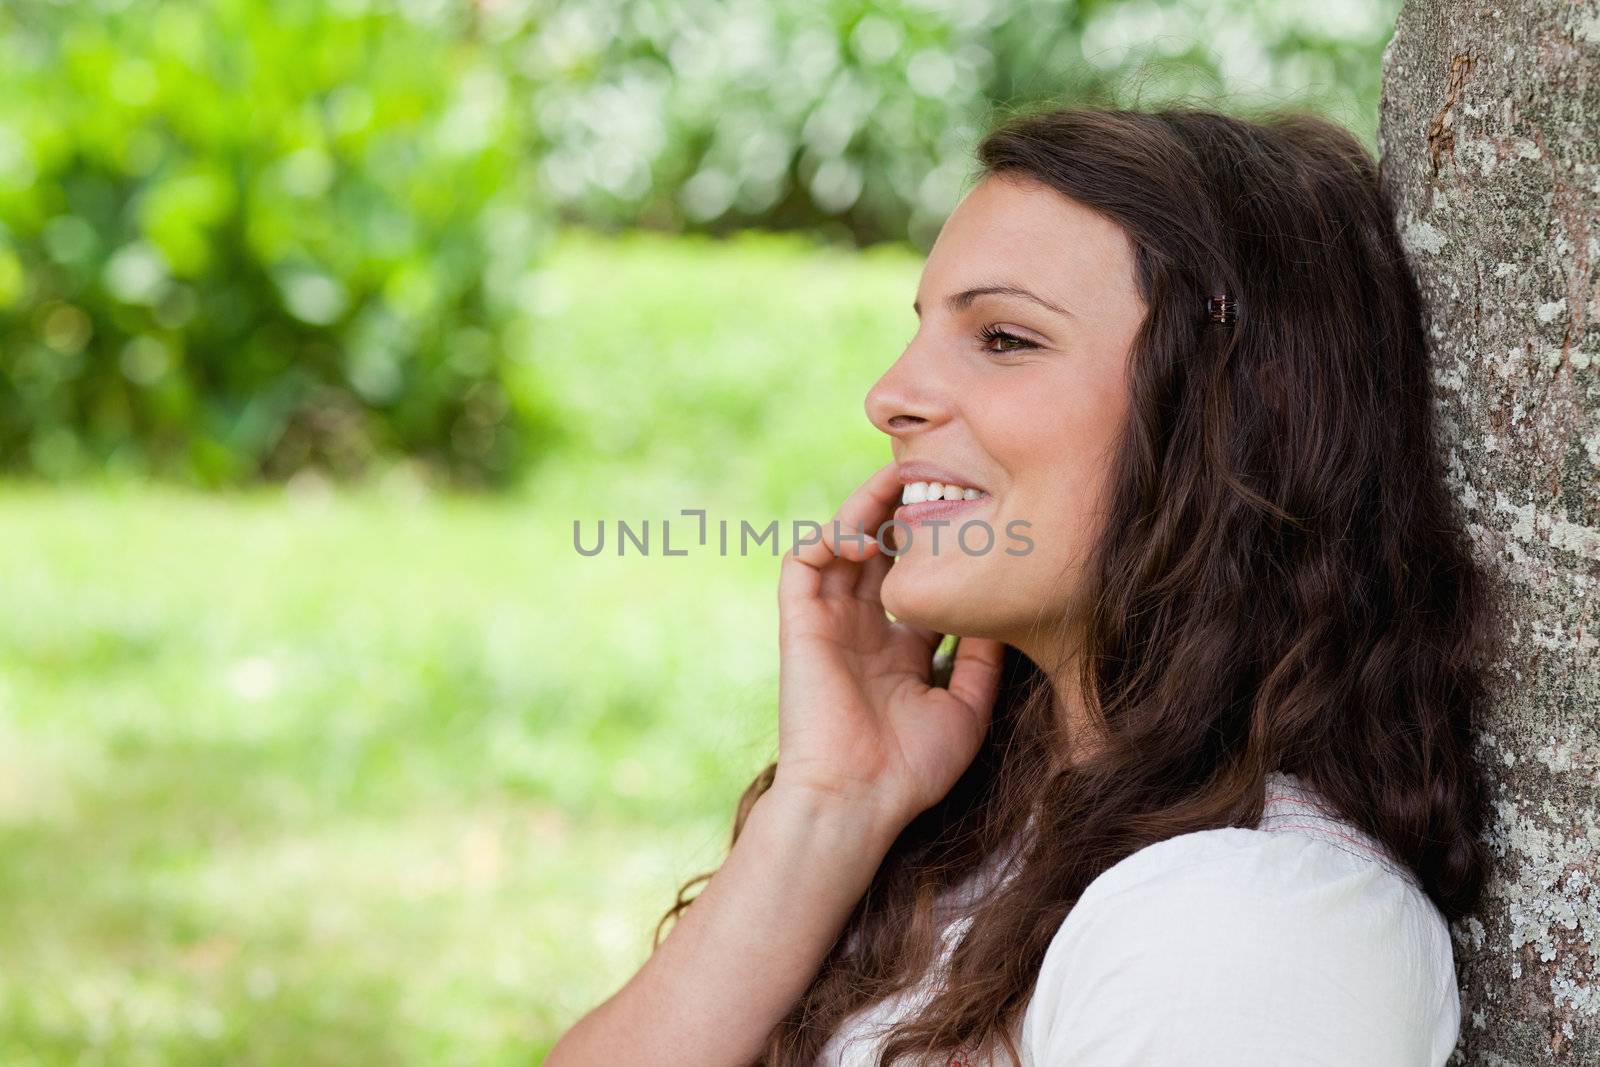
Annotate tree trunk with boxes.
[1378,3,1599,1062]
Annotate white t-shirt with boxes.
[816,771,1459,1066]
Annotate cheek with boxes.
[980,377,1127,568]
[1014,439,1121,570]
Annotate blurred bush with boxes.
[532,0,1398,249]
[0,0,561,487]
[0,0,1398,487]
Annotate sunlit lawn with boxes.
[0,227,920,1064]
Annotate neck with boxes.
[1009,621,1102,774]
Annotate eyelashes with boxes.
[976,324,1038,355]
[900,325,1042,356]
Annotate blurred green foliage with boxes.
[537,0,1401,248]
[0,0,1401,483]
[0,227,917,1064]
[0,0,560,487]
[0,0,1400,487]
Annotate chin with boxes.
[880,565,996,637]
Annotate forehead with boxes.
[919,172,1140,309]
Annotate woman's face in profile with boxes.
[864,172,1147,657]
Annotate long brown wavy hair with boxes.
[653,103,1503,1067]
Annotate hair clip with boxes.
[1206,294,1237,325]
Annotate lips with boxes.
[891,492,989,529]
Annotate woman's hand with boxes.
[545,461,1006,1067]
[773,460,1007,831]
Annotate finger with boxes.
[833,459,904,549]
[945,636,1006,717]
[814,518,881,599]
[801,462,902,598]
[852,547,892,605]
[779,474,892,633]
[778,535,826,632]
[783,515,880,615]
[819,461,905,597]
[787,460,896,574]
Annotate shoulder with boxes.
[1019,827,1460,1066]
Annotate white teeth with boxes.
[900,480,984,504]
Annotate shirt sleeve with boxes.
[1021,828,1458,1067]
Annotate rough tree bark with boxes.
[1378,2,1599,1063]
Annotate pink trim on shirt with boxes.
[1260,821,1391,859]
[1259,789,1407,877]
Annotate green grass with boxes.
[0,227,923,1064]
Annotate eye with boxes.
[976,324,1038,355]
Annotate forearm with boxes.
[546,784,905,1067]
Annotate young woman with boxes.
[547,105,1498,1067]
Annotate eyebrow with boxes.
[912,283,1075,320]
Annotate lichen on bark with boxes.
[1379,1,1600,1062]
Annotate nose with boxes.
[864,341,950,439]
